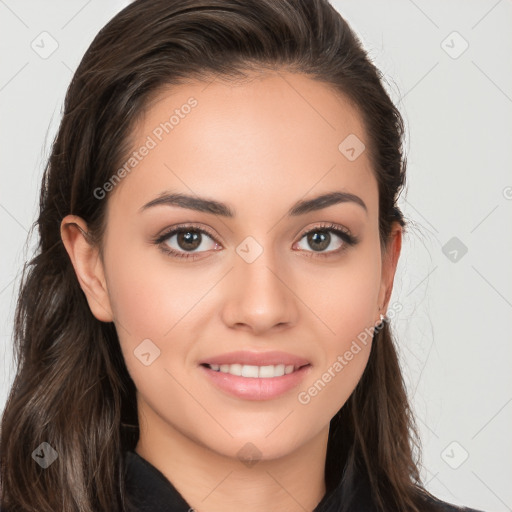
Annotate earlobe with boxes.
[60,214,114,323]
[377,224,403,317]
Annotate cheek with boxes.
[103,249,200,413]
[103,239,205,340]
[99,246,191,400]
[295,285,375,429]
[291,250,380,416]
[293,247,381,343]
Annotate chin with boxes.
[200,425,315,463]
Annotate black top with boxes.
[123,450,485,512]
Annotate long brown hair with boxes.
[1,1,441,510]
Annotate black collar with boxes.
[123,450,482,512]
[124,450,192,511]
[122,450,374,512]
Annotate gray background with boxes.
[1,1,511,510]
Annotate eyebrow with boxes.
[139,190,367,217]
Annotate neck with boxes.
[135,405,329,512]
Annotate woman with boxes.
[0,0,485,511]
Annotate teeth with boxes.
[207,363,298,378]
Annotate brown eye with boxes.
[294,224,358,256]
[163,228,218,254]
[175,230,202,251]
[304,230,331,252]
[154,225,221,260]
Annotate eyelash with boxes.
[153,222,359,261]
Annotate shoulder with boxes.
[424,492,486,512]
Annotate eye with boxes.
[154,224,221,260]
[153,222,358,261]
[294,223,358,257]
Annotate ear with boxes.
[376,223,402,319]
[60,215,114,322]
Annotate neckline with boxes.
[122,449,371,512]
[120,449,482,512]
[124,450,193,511]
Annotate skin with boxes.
[61,70,402,512]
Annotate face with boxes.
[64,70,400,462]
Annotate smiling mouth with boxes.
[201,363,310,378]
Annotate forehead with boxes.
[109,70,377,220]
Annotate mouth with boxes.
[199,361,312,401]
[200,362,310,379]
[198,350,312,400]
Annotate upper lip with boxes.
[199,350,311,367]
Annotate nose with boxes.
[221,249,299,335]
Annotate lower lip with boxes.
[199,364,312,401]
